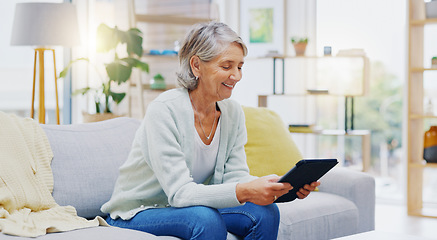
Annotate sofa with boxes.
[1,116,375,240]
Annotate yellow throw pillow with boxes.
[242,106,303,177]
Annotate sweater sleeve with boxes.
[221,104,258,184]
[142,101,242,209]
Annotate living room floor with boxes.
[375,202,437,239]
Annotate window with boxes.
[316,0,407,202]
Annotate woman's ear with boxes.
[190,55,201,77]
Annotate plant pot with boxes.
[82,112,124,123]
[423,126,437,163]
[150,78,166,90]
[293,42,307,56]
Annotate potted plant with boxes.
[59,23,149,122]
[150,73,166,90]
[291,37,308,56]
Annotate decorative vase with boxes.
[293,42,307,56]
[82,112,124,123]
[423,126,437,163]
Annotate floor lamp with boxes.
[10,3,80,124]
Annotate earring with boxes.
[195,76,199,81]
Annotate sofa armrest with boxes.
[318,167,375,233]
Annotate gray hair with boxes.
[176,21,248,90]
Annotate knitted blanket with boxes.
[0,112,106,237]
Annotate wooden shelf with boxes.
[409,114,437,119]
[410,18,437,25]
[407,0,437,218]
[409,162,437,168]
[410,67,437,72]
[130,83,177,90]
[289,128,371,172]
[248,55,367,60]
[135,14,211,25]
[142,54,178,59]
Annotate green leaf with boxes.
[119,28,144,57]
[122,58,149,73]
[153,73,164,80]
[105,61,132,84]
[58,57,89,79]
[72,87,91,96]
[97,23,119,53]
[95,101,102,113]
[109,91,126,104]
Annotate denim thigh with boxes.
[106,206,228,240]
[218,203,280,240]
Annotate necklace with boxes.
[189,94,217,140]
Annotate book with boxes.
[289,124,321,133]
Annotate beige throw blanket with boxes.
[0,112,106,237]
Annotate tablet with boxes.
[275,159,338,203]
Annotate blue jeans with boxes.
[106,203,279,240]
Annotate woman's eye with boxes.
[222,66,230,70]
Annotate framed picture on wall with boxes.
[240,0,284,57]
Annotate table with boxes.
[290,129,371,172]
[332,231,434,240]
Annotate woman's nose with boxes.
[230,69,242,81]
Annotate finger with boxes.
[264,175,281,182]
[311,181,321,187]
[270,182,293,191]
[299,187,310,196]
[303,184,316,191]
[296,191,306,199]
[273,188,292,199]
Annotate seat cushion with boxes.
[277,192,359,240]
[242,106,302,177]
[41,117,141,219]
[0,226,177,240]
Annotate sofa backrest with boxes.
[41,117,141,219]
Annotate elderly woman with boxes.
[101,21,319,240]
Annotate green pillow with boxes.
[242,106,303,177]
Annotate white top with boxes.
[192,118,221,184]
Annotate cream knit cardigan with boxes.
[0,112,106,237]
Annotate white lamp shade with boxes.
[10,2,80,47]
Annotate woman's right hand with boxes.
[236,176,293,205]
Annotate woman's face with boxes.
[196,42,245,101]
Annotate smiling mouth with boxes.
[222,83,234,88]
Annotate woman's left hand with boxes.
[296,181,321,199]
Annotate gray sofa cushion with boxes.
[277,192,358,240]
[41,117,141,219]
[0,226,179,240]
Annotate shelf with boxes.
[406,0,437,217]
[289,128,371,172]
[409,162,437,168]
[247,55,368,61]
[409,114,437,119]
[407,0,437,218]
[290,128,370,136]
[410,67,437,72]
[135,14,211,25]
[130,83,177,91]
[410,18,437,26]
[142,54,178,59]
